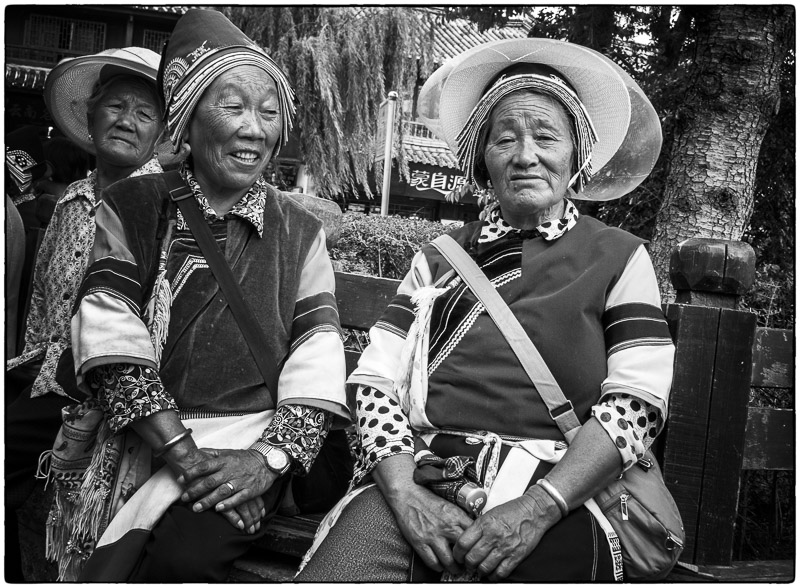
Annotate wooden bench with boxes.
[230,237,794,582]
[16,237,793,581]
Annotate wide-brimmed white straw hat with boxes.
[417,38,662,201]
[44,47,163,155]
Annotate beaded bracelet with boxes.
[536,477,570,517]
[153,428,193,458]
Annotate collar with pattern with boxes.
[478,199,580,243]
[180,166,266,237]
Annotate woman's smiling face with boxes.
[483,90,575,229]
[186,65,281,204]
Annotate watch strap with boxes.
[250,441,291,475]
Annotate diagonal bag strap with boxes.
[162,170,279,405]
[431,234,581,443]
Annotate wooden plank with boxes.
[695,308,757,565]
[697,559,794,582]
[751,327,793,388]
[742,407,794,470]
[661,303,721,564]
[254,513,321,558]
[335,272,400,330]
[229,552,300,582]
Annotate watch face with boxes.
[267,447,289,472]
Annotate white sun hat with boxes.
[417,38,662,201]
[44,47,163,155]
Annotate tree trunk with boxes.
[649,5,792,300]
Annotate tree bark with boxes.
[649,5,792,300]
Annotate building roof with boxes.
[401,121,458,169]
[5,64,50,91]
[402,140,458,169]
[431,17,530,64]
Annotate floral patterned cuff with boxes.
[352,385,414,487]
[87,363,178,433]
[592,393,663,471]
[258,404,332,475]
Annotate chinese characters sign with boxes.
[409,167,465,196]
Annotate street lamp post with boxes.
[379,91,398,216]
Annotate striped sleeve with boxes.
[348,249,435,396]
[373,294,415,339]
[71,200,157,391]
[277,228,350,425]
[600,245,675,418]
[603,302,673,355]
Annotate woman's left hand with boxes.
[177,448,279,522]
[453,486,561,580]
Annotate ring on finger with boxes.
[224,481,235,494]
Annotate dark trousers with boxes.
[296,484,616,582]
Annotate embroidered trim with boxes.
[88,363,178,433]
[258,404,332,475]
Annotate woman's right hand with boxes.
[386,483,473,574]
[373,453,472,574]
[171,446,268,533]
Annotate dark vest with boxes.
[102,174,322,413]
[420,215,644,440]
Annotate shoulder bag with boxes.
[430,233,685,581]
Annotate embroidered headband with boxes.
[456,73,598,193]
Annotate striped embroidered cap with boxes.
[158,9,295,154]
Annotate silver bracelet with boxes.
[153,428,193,458]
[536,477,569,517]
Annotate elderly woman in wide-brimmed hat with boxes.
[297,39,676,582]
[46,9,350,582]
[5,46,164,580]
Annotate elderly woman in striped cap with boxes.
[297,39,676,582]
[47,9,350,582]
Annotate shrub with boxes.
[330,212,453,279]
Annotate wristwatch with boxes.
[251,441,291,476]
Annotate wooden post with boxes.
[662,238,757,566]
[670,238,755,308]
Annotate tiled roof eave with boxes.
[6,64,51,91]
[402,138,460,170]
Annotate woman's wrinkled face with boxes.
[483,91,575,227]
[186,65,281,202]
[90,78,162,169]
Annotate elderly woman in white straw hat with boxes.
[4,46,163,580]
[297,38,677,582]
[46,8,351,582]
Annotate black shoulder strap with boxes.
[162,170,279,405]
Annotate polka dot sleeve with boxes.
[591,394,663,472]
[351,385,414,487]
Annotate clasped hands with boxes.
[174,447,279,535]
[394,483,561,581]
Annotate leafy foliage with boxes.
[223,7,435,199]
[330,212,451,279]
[740,49,795,329]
